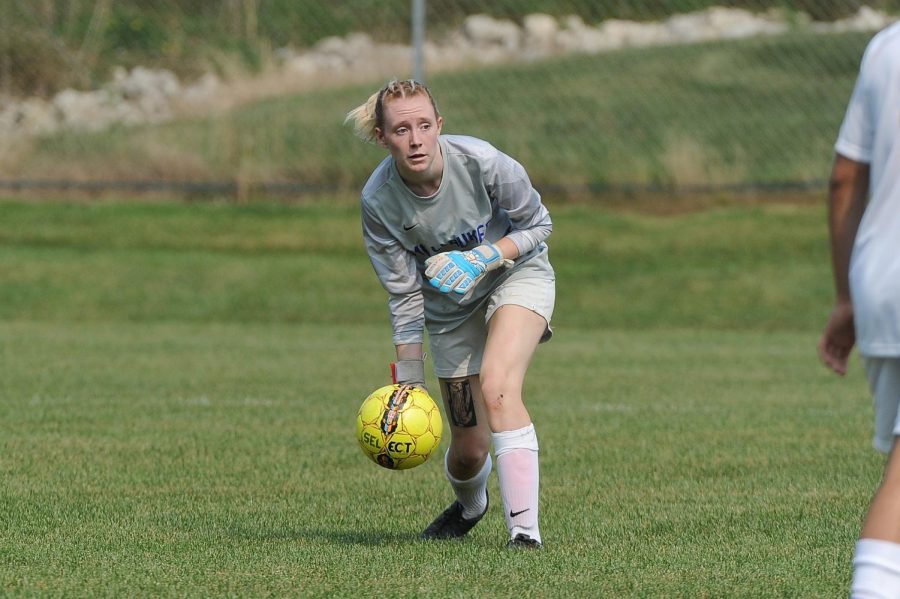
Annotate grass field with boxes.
[0,197,883,597]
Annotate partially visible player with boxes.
[346,79,555,549]
[818,21,900,599]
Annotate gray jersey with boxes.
[361,134,552,346]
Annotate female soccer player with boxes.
[346,79,555,549]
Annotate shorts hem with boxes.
[874,437,893,454]
[434,362,482,380]
[485,299,553,343]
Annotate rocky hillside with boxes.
[0,6,891,151]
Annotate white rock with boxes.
[557,24,622,54]
[830,6,893,32]
[523,13,559,55]
[601,19,670,48]
[180,73,221,108]
[463,14,521,51]
[0,97,58,136]
[53,89,114,132]
[284,53,321,77]
[112,66,181,100]
[313,36,347,56]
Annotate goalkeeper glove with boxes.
[424,243,512,295]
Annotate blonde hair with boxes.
[345,79,440,144]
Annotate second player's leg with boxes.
[851,358,900,595]
[861,437,900,542]
[862,357,900,541]
[852,437,900,597]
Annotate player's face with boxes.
[377,94,443,183]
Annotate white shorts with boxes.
[863,356,900,454]
[429,252,555,379]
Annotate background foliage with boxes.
[2,1,895,195]
[3,0,895,94]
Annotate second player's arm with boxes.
[827,155,869,304]
[818,153,870,375]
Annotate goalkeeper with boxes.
[346,79,555,549]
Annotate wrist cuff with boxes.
[476,244,514,271]
[391,358,426,386]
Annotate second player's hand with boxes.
[818,301,856,376]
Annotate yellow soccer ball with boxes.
[356,384,443,470]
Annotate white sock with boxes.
[445,450,491,520]
[852,539,900,599]
[493,423,541,543]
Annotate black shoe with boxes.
[420,492,488,540]
[507,533,543,550]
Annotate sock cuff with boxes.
[444,450,492,487]
[855,539,900,574]
[492,423,538,457]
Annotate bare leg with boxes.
[479,305,547,432]
[422,305,548,542]
[419,376,492,539]
[481,305,548,546]
[439,375,491,480]
[861,437,900,542]
[851,438,900,598]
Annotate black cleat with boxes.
[420,492,488,540]
[506,533,543,550]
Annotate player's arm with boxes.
[486,149,552,256]
[424,149,549,295]
[493,238,520,261]
[818,153,869,376]
[362,200,428,382]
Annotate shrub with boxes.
[0,28,74,96]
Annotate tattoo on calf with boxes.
[446,380,477,428]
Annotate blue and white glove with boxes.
[424,243,512,295]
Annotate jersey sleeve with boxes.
[835,49,875,163]
[483,149,552,255]
[361,198,426,346]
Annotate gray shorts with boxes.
[429,252,555,379]
[863,356,900,453]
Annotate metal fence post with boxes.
[412,0,426,82]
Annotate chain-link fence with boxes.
[1,1,896,198]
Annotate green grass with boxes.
[0,197,881,596]
[0,197,835,330]
[12,30,871,193]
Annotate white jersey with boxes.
[361,135,552,346]
[836,21,900,356]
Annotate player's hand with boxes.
[424,244,511,295]
[818,301,856,376]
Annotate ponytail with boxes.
[344,89,381,144]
